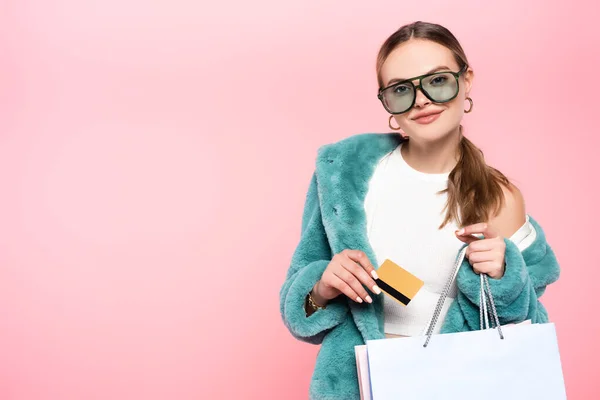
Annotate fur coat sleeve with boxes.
[279,172,350,344]
[440,217,561,333]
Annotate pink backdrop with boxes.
[0,1,598,399]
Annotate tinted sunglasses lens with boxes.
[381,83,414,114]
[422,72,458,102]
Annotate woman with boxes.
[279,21,560,400]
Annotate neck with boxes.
[401,128,461,174]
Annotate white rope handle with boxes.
[480,274,490,330]
[483,274,504,339]
[422,247,466,347]
[423,246,504,347]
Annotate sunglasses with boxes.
[377,65,468,114]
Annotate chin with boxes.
[408,124,455,142]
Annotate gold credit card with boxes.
[375,259,424,306]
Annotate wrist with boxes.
[310,281,328,307]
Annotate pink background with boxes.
[0,1,598,399]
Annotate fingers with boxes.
[327,272,364,304]
[465,239,497,258]
[343,250,381,294]
[456,222,499,239]
[343,249,379,280]
[333,268,372,304]
[455,233,480,244]
[343,250,380,289]
[467,238,496,252]
[466,244,506,279]
[337,256,379,302]
[465,237,505,259]
[467,249,502,264]
[456,225,506,279]
[472,262,504,279]
[327,250,382,304]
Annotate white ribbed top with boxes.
[364,143,535,337]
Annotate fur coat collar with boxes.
[314,133,407,341]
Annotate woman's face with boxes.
[379,39,474,143]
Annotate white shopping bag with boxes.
[366,323,566,399]
[358,248,567,400]
[354,344,372,400]
[355,320,535,400]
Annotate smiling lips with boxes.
[412,110,443,125]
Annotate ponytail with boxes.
[440,127,511,228]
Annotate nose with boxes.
[414,86,431,108]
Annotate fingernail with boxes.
[366,296,373,303]
[371,270,379,280]
[372,285,382,295]
[356,297,363,303]
[456,229,464,235]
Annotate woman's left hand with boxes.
[455,223,506,279]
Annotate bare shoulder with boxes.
[488,182,527,238]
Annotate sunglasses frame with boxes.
[377,65,468,115]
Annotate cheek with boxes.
[441,98,465,125]
[396,115,411,127]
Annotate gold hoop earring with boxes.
[464,97,473,113]
[388,115,402,130]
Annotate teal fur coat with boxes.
[279,132,560,400]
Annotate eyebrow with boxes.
[386,66,452,86]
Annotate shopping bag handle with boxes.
[479,273,504,338]
[422,247,504,347]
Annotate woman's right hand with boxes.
[311,249,382,306]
